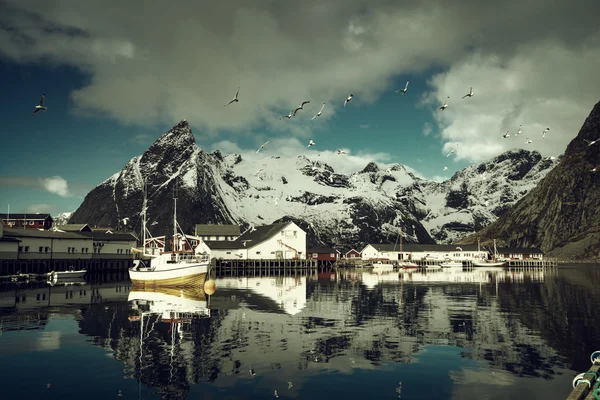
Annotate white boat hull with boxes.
[48,270,86,280]
[440,261,463,268]
[129,262,208,288]
[472,260,506,267]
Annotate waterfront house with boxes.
[195,224,241,241]
[360,243,489,261]
[344,249,361,259]
[0,223,20,260]
[0,213,53,230]
[496,247,544,260]
[196,221,306,260]
[307,247,341,261]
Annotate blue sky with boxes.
[0,0,599,215]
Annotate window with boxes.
[18,246,23,252]
[29,221,34,225]
[86,248,89,253]
[45,247,49,253]
[24,246,29,252]
[226,251,231,254]
[81,248,85,253]
[293,231,297,237]
[330,253,335,257]
[256,251,261,255]
[312,253,318,258]
[38,246,43,253]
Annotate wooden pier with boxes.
[333,258,558,269]
[213,258,318,278]
[567,362,600,400]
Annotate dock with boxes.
[566,359,600,400]
[213,258,318,277]
[333,258,558,269]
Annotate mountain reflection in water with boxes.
[0,265,599,399]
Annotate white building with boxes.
[360,243,544,261]
[360,243,490,262]
[196,221,306,260]
[0,223,20,260]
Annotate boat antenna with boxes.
[142,181,147,253]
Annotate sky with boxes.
[0,0,599,215]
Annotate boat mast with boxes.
[141,182,147,253]
[172,181,178,254]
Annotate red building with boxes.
[344,249,361,259]
[0,213,53,230]
[307,247,340,261]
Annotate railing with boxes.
[178,253,210,264]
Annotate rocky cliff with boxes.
[459,100,600,260]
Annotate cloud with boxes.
[39,176,71,197]
[359,124,370,129]
[423,39,600,162]
[23,203,60,214]
[129,133,153,145]
[0,0,599,164]
[423,122,432,137]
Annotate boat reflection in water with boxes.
[128,286,211,321]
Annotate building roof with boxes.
[77,231,137,242]
[345,249,360,254]
[203,222,296,250]
[195,224,241,236]
[364,243,544,254]
[307,247,340,253]
[54,224,92,232]
[2,227,90,240]
[0,213,53,221]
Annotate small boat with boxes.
[47,269,86,280]
[440,261,463,268]
[472,239,506,268]
[400,261,419,269]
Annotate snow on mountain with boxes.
[70,121,558,248]
[53,212,73,226]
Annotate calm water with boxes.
[1,264,599,399]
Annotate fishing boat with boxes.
[440,261,463,268]
[372,262,394,273]
[131,182,161,268]
[128,182,210,288]
[400,261,420,269]
[472,239,506,267]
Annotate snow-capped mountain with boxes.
[69,120,557,249]
[53,212,73,226]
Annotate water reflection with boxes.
[0,265,599,399]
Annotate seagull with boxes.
[462,87,474,99]
[395,80,409,94]
[224,87,240,107]
[33,94,47,115]
[249,367,256,376]
[516,125,522,136]
[311,103,326,120]
[344,94,353,107]
[288,382,293,389]
[308,139,315,147]
[446,147,456,157]
[443,166,448,171]
[437,97,449,110]
[541,127,549,138]
[336,149,348,155]
[293,101,310,116]
[274,390,279,398]
[256,141,270,153]
[280,110,293,119]
[584,138,600,147]
[502,130,510,139]
[525,138,532,144]
[592,166,598,172]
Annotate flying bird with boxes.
[525,138,532,144]
[336,149,348,155]
[33,94,47,115]
[592,166,598,172]
[293,101,310,116]
[225,87,240,107]
[437,97,449,111]
[502,130,510,139]
[443,166,448,171]
[446,147,456,157]
[344,94,353,107]
[308,139,315,147]
[311,103,325,120]
[395,81,409,94]
[280,111,293,119]
[584,138,600,147]
[516,125,522,135]
[256,141,270,153]
[541,127,549,138]
[462,87,474,99]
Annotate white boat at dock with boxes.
[472,239,506,268]
[47,269,87,280]
[128,181,210,288]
